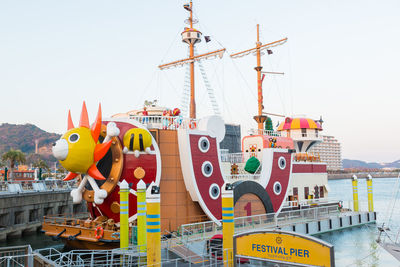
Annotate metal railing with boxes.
[35,245,229,266]
[129,115,198,130]
[0,180,76,194]
[0,245,33,267]
[248,129,281,136]
[220,152,244,163]
[283,197,336,208]
[224,174,261,181]
[180,205,340,243]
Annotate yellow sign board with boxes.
[234,230,334,267]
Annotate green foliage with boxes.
[2,149,26,169]
[265,117,274,131]
[33,159,50,171]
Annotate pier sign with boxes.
[233,230,334,266]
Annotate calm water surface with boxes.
[2,178,400,266]
[316,178,400,266]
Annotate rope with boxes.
[159,27,184,64]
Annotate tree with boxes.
[1,149,26,178]
[33,159,50,180]
[32,159,49,170]
[265,117,274,132]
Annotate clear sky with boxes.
[1,0,399,162]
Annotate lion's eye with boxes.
[69,133,80,143]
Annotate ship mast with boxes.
[188,1,195,119]
[158,1,225,119]
[230,25,287,132]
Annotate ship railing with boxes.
[179,205,340,242]
[224,174,261,181]
[43,213,92,226]
[293,152,321,162]
[129,115,198,130]
[0,179,77,194]
[248,128,281,136]
[220,152,245,163]
[284,197,336,208]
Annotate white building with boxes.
[309,135,342,170]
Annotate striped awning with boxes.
[277,118,322,131]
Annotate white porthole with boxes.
[278,156,286,170]
[198,137,210,153]
[202,161,213,177]
[273,182,282,195]
[209,183,220,200]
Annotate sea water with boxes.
[2,178,400,266]
[316,178,400,266]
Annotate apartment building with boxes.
[309,135,342,170]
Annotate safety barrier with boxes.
[0,180,76,194]
[129,115,198,131]
[179,205,340,243]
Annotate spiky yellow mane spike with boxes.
[79,101,90,128]
[67,110,75,130]
[91,104,102,142]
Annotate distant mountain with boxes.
[343,159,400,169]
[0,123,61,163]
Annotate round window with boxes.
[198,137,210,153]
[202,161,213,177]
[68,133,80,143]
[278,156,286,170]
[209,183,220,200]
[273,182,282,195]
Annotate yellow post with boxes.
[137,180,147,253]
[119,180,130,250]
[352,175,359,212]
[147,184,161,267]
[367,174,374,212]
[222,183,234,267]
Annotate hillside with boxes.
[0,123,60,163]
[343,159,400,169]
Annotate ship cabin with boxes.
[277,117,330,207]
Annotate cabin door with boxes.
[304,187,309,200]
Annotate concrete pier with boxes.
[0,181,86,241]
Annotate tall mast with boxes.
[159,1,225,119]
[255,24,263,131]
[230,26,287,132]
[188,1,196,119]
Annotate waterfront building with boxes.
[309,135,342,171]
